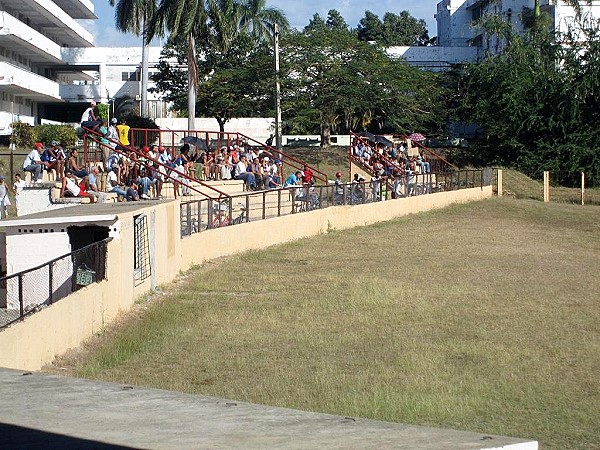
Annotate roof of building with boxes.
[0,200,172,228]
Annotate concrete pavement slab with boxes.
[0,368,537,450]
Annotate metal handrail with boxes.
[124,127,328,185]
[82,127,229,202]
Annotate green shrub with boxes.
[34,124,78,147]
[10,122,35,148]
[97,103,109,121]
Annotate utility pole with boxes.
[140,15,149,117]
[274,23,282,152]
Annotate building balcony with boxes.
[52,0,95,20]
[0,62,61,101]
[1,0,94,47]
[0,12,62,64]
[59,84,102,103]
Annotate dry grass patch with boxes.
[46,199,600,450]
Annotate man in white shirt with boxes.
[106,167,127,199]
[23,142,49,183]
[80,100,101,132]
[233,155,256,189]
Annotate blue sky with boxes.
[89,0,440,47]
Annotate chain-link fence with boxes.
[0,238,111,330]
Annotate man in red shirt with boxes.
[302,165,314,185]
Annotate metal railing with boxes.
[123,128,329,185]
[0,238,112,330]
[180,169,491,237]
[81,127,229,202]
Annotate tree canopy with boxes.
[453,9,600,178]
[281,25,443,145]
[356,10,429,46]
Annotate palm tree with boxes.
[236,0,289,43]
[109,0,157,118]
[147,0,208,131]
[147,0,288,131]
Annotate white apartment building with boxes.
[0,0,167,137]
[436,0,600,57]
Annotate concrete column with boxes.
[497,169,503,197]
[543,171,549,202]
[98,63,107,103]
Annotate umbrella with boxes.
[373,135,393,147]
[358,131,376,141]
[408,132,426,142]
[182,136,208,151]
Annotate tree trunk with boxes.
[321,121,331,147]
[216,118,226,133]
[187,34,197,131]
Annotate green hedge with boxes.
[9,122,78,148]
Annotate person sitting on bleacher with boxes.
[106,166,127,200]
[284,170,302,188]
[41,141,63,179]
[234,155,256,190]
[60,169,95,202]
[23,142,49,183]
[66,149,88,178]
[417,153,431,174]
[125,179,139,201]
[80,101,101,133]
[137,167,157,200]
[87,166,110,203]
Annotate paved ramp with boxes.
[0,368,537,450]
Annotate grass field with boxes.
[46,198,600,449]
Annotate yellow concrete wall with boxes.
[0,186,491,371]
[181,186,492,268]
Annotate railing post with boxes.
[543,171,550,202]
[18,273,24,320]
[318,186,323,209]
[198,200,202,233]
[246,195,250,223]
[262,192,266,220]
[48,262,54,305]
[277,189,282,217]
[207,200,214,229]
[186,203,192,236]
[581,171,585,206]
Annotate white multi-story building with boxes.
[436,0,600,58]
[0,0,167,137]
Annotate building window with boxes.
[122,71,140,81]
[133,214,151,285]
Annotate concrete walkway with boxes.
[0,368,537,450]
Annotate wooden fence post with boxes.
[543,171,549,202]
[497,169,503,197]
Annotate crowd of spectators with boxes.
[352,137,431,177]
[22,109,295,203]
[351,136,432,198]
